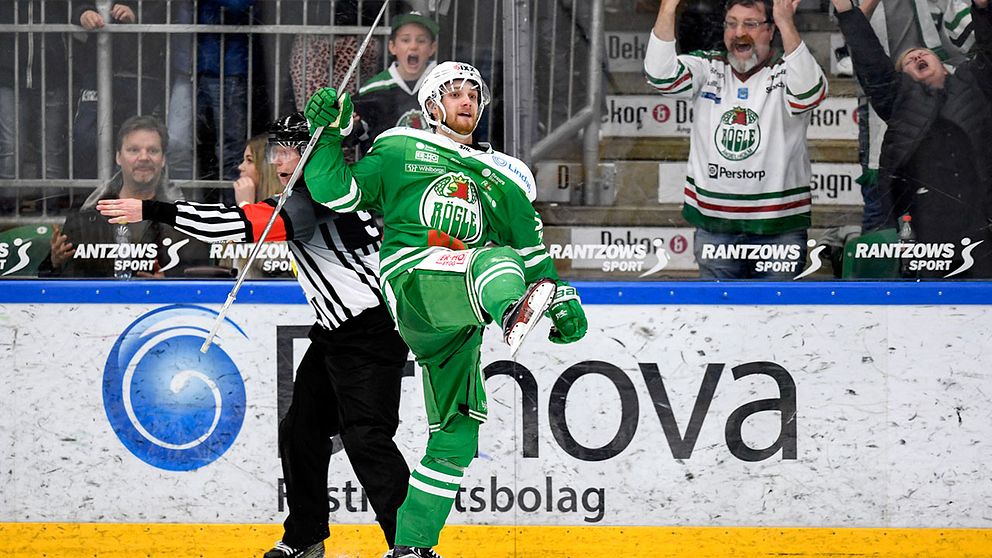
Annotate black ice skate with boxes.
[392,546,443,558]
[263,540,324,558]
[502,278,556,358]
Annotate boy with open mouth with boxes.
[352,12,440,155]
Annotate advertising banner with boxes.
[606,32,651,73]
[602,96,858,140]
[659,162,865,206]
[2,298,991,529]
[565,226,697,274]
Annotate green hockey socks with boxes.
[395,416,479,547]
[468,247,526,325]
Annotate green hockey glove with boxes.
[304,87,354,138]
[546,282,587,344]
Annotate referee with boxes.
[97,113,410,558]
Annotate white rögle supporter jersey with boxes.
[644,33,827,235]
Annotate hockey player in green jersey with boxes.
[303,61,588,558]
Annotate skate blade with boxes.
[506,281,557,358]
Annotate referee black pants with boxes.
[279,304,411,549]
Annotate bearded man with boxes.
[645,0,828,279]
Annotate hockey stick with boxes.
[200,0,391,353]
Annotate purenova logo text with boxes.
[103,305,248,471]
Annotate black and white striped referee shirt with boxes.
[142,181,384,332]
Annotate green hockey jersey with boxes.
[305,127,558,285]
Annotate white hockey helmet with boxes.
[418,61,492,133]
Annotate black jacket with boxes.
[38,174,210,278]
[838,3,992,275]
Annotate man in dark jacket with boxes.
[72,2,170,179]
[833,0,992,277]
[38,115,208,278]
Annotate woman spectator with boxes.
[223,134,293,277]
[234,134,282,207]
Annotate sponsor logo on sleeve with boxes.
[415,150,440,163]
[405,163,445,174]
[490,155,534,196]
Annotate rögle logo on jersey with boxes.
[714,107,761,161]
[103,305,248,471]
[420,172,483,244]
[396,108,427,130]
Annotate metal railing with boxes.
[508,0,605,205]
[1,0,599,226]
[0,0,410,223]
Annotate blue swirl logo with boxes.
[103,305,248,471]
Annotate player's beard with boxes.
[445,111,477,136]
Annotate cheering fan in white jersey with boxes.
[646,0,828,279]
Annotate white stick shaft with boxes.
[199,127,325,353]
[200,293,236,353]
[200,1,390,353]
[337,1,391,92]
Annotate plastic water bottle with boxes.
[114,224,132,280]
[898,214,916,278]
